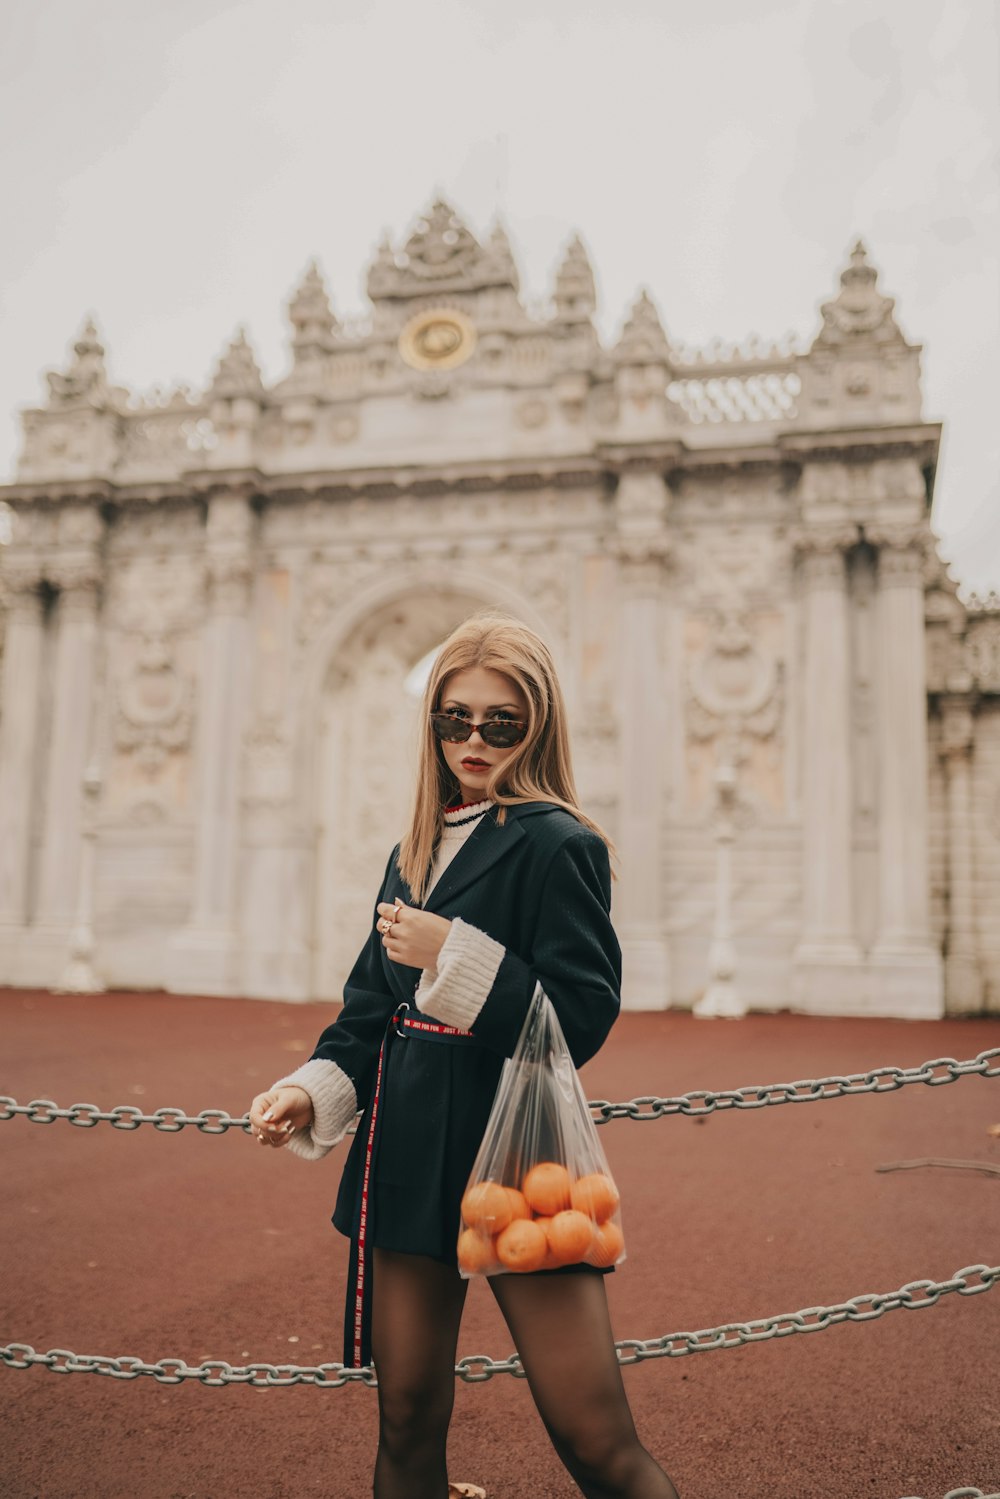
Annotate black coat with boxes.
[311,800,622,1270]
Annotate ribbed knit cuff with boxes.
[269,1057,359,1161]
[415,917,506,1032]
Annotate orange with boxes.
[457,1227,496,1275]
[569,1172,620,1224]
[530,1215,561,1269]
[504,1186,531,1222]
[522,1161,572,1217]
[496,1218,548,1273]
[545,1209,595,1266]
[585,1219,625,1268]
[461,1181,513,1234]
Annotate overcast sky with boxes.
[2,0,997,590]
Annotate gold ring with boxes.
[379,917,391,936]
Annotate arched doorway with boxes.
[310,589,484,999]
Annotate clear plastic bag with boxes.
[457,983,626,1277]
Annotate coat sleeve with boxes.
[469,829,621,1067]
[270,848,400,1159]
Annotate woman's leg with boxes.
[371,1248,468,1499]
[489,1270,681,1499]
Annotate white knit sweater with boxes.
[271,801,505,1160]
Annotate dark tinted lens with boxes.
[479,719,527,748]
[430,713,472,743]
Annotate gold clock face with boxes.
[399,309,476,371]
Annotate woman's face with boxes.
[436,666,530,805]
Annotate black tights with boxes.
[370,1248,681,1499]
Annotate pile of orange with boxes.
[457,1163,624,1275]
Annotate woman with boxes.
[248,612,681,1499]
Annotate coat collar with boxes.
[388,801,558,914]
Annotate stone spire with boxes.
[553,235,596,323]
[287,260,337,362]
[481,218,520,294]
[46,317,113,406]
[366,233,398,302]
[209,327,264,402]
[613,288,672,369]
[812,240,907,349]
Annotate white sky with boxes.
[2,0,998,589]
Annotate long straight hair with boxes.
[398,611,615,903]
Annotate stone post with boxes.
[868,530,943,1015]
[615,471,672,1010]
[938,695,982,1013]
[168,489,253,994]
[694,764,746,1018]
[35,560,103,933]
[0,560,46,938]
[792,527,863,1010]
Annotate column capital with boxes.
[204,489,254,614]
[48,557,103,616]
[869,524,928,587]
[939,693,976,761]
[616,535,671,593]
[206,553,253,613]
[792,523,857,586]
[0,554,45,617]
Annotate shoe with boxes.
[448,1485,486,1498]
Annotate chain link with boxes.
[590,1048,999,1124]
[3,1262,994,1388]
[1,1047,996,1136]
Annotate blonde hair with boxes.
[398,611,615,902]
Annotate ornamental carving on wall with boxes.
[965,619,1000,694]
[113,634,194,773]
[684,608,785,815]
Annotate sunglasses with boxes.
[430,712,529,749]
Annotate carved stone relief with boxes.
[104,556,203,820]
[683,608,786,817]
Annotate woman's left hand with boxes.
[376,901,452,969]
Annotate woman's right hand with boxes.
[248,1086,313,1148]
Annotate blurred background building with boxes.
[0,199,997,1014]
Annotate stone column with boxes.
[792,528,863,1011]
[869,530,943,1016]
[168,490,253,995]
[939,695,982,1013]
[0,560,46,939]
[615,471,672,1010]
[34,560,103,934]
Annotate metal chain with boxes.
[1,1047,996,1135]
[3,1262,995,1388]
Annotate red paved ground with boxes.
[1,986,998,1499]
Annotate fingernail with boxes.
[262,1109,273,1121]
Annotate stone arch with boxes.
[300,565,558,998]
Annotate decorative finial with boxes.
[813,239,905,348]
[553,234,596,322]
[614,288,671,367]
[209,326,264,401]
[401,199,479,278]
[45,315,112,405]
[481,216,520,294]
[288,259,337,361]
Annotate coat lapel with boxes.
[420,806,527,913]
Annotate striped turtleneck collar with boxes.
[443,798,493,829]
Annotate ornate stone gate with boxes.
[0,200,997,1013]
